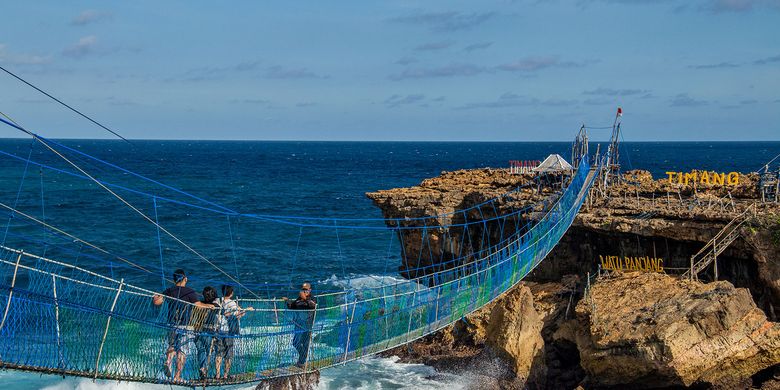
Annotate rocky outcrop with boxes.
[368,167,780,388]
[367,169,545,280]
[367,168,780,318]
[575,272,780,388]
[387,283,546,389]
[256,371,320,390]
[387,277,587,389]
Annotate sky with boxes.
[0,0,778,141]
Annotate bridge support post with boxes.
[94,278,123,380]
[434,286,441,324]
[0,252,23,332]
[689,257,694,281]
[713,256,718,281]
[303,308,318,373]
[342,299,357,362]
[52,275,64,370]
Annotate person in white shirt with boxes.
[214,285,253,380]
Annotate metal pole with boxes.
[303,307,318,372]
[342,299,358,362]
[0,252,23,332]
[95,278,124,380]
[272,299,279,325]
[52,275,64,370]
[689,257,694,281]
[713,255,718,281]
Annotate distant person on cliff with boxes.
[214,285,254,380]
[151,269,214,382]
[282,282,317,368]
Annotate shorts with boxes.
[167,326,195,355]
[215,333,235,358]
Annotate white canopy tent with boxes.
[532,154,573,173]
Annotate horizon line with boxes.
[1,137,780,143]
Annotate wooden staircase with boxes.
[683,204,756,281]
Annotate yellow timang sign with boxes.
[599,255,664,273]
[665,171,739,186]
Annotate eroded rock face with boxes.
[255,371,320,390]
[387,283,546,389]
[366,169,548,279]
[367,167,780,319]
[575,272,780,388]
[369,167,780,388]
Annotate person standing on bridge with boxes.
[214,284,254,380]
[152,269,214,382]
[283,282,317,368]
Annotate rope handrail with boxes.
[0,159,595,386]
[0,168,572,307]
[0,158,593,315]
[0,191,540,293]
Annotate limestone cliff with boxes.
[369,167,780,389]
[367,168,780,317]
[386,283,546,389]
[575,272,780,388]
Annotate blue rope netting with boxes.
[0,114,598,386]
[0,158,595,386]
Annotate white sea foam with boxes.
[319,273,425,293]
[318,356,471,390]
[1,356,470,390]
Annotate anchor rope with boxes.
[0,85,599,386]
[1,139,34,246]
[0,201,154,274]
[0,157,596,386]
[153,197,166,290]
[0,65,131,143]
[0,119,256,298]
[0,144,541,230]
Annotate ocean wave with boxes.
[319,274,410,290]
[319,356,470,390]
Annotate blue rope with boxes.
[0,118,546,226]
[227,215,241,298]
[0,149,233,216]
[0,64,131,143]
[153,196,165,290]
[383,229,394,277]
[39,167,47,257]
[2,139,34,246]
[334,221,347,286]
[288,227,303,289]
[0,147,541,230]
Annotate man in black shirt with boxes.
[152,269,213,382]
[283,282,317,367]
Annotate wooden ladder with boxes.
[682,203,755,281]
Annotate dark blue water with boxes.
[0,140,778,293]
[0,140,778,389]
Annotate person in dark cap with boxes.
[283,282,317,367]
[152,269,213,382]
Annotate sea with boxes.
[0,140,778,389]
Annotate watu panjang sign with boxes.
[665,171,739,186]
[599,255,664,273]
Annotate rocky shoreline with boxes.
[368,168,780,389]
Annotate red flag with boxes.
[617,107,623,116]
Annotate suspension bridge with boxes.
[0,137,597,386]
[0,66,601,387]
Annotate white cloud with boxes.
[72,10,113,26]
[0,44,52,65]
[62,36,98,58]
